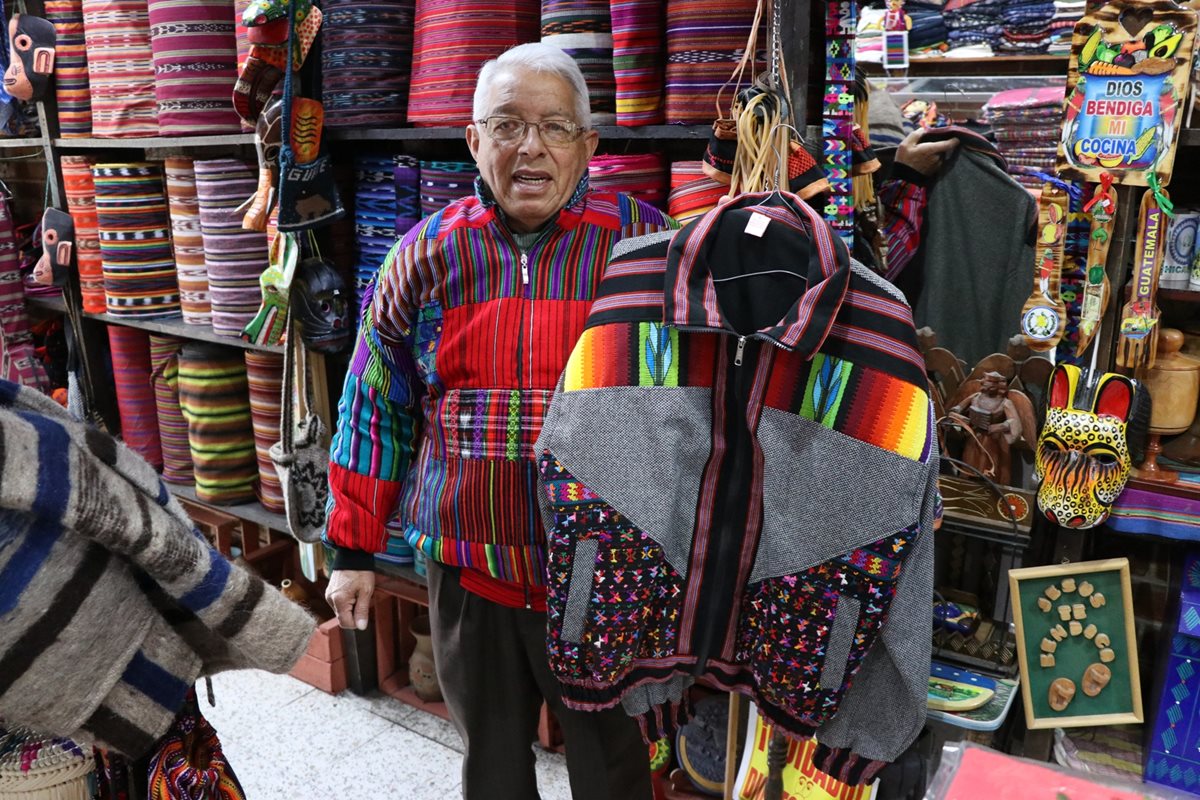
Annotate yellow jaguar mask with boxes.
[1034,364,1137,529]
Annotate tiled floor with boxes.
[201,669,572,800]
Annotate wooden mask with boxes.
[32,208,74,287]
[3,14,56,102]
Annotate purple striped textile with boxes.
[244,350,285,513]
[107,325,164,469]
[418,160,479,217]
[611,0,663,125]
[148,333,193,484]
[0,195,48,392]
[193,159,268,338]
[148,0,242,135]
[394,155,421,239]
[541,0,616,124]
[322,0,416,128]
[82,0,159,136]
[164,157,211,325]
[46,0,93,137]
[588,153,667,209]
[664,0,765,124]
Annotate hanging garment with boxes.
[536,194,936,787]
[0,379,314,757]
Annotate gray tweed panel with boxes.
[850,258,909,306]
[0,411,39,515]
[537,386,712,578]
[620,674,695,717]
[819,595,860,691]
[610,229,676,260]
[752,407,926,583]
[563,538,599,642]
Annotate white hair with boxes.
[473,43,592,130]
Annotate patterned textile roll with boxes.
[60,156,107,314]
[588,153,667,209]
[234,0,250,71]
[164,157,211,325]
[668,160,725,224]
[407,0,539,126]
[82,0,159,136]
[355,156,399,312]
[611,0,663,125]
[193,159,268,338]
[148,0,241,135]
[46,0,93,137]
[92,162,181,318]
[0,196,48,391]
[664,0,765,124]
[147,333,193,484]
[394,155,421,239]
[177,341,257,505]
[541,0,615,124]
[244,351,285,513]
[419,160,479,217]
[322,0,416,128]
[107,325,164,469]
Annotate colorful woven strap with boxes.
[823,0,856,246]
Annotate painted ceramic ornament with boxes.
[1021,184,1070,351]
[1117,187,1168,368]
[1035,363,1138,529]
[3,14,56,102]
[1058,0,1198,186]
[31,208,74,287]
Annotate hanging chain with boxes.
[768,0,782,88]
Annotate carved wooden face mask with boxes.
[1035,363,1137,529]
[4,14,56,102]
[292,257,351,353]
[32,208,74,287]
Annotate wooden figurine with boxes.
[947,371,1038,486]
[1135,328,1200,482]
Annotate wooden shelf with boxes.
[0,136,45,148]
[90,308,283,353]
[326,124,712,142]
[168,481,291,533]
[53,133,255,150]
[861,55,1068,76]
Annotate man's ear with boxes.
[466,123,481,161]
[583,128,599,161]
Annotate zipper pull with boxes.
[520,252,529,285]
[734,336,747,366]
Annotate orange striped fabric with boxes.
[60,155,107,314]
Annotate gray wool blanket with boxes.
[0,379,315,757]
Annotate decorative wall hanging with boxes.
[823,0,857,244]
[1075,175,1117,357]
[1009,558,1143,729]
[1020,184,1070,351]
[1034,362,1138,529]
[1058,0,1198,186]
[1117,185,1168,368]
[4,14,56,102]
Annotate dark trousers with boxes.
[427,562,653,800]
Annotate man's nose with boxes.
[517,123,548,155]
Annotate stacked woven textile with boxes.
[419,159,479,216]
[997,0,1057,53]
[588,153,667,210]
[983,85,1064,189]
[668,161,725,225]
[148,333,194,484]
[322,0,416,128]
[943,0,1004,52]
[91,162,181,318]
[1047,0,1085,54]
[60,156,107,313]
[541,0,615,124]
[81,0,159,136]
[147,0,241,135]
[193,159,268,337]
[664,0,764,124]
[355,156,400,311]
[394,155,422,238]
[0,196,48,391]
[46,0,93,137]
[107,326,164,469]
[908,7,949,54]
[164,157,211,325]
[407,0,539,126]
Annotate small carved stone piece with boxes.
[1046,585,1062,601]
[1059,605,1072,621]
[1078,581,1094,597]
[1082,663,1111,697]
[1041,654,1056,668]
[1062,578,1077,593]
[1049,677,1077,711]
[1100,648,1116,663]
[1095,633,1111,649]
[1070,621,1083,636]
[1041,637,1058,653]
[1051,624,1067,641]
[1038,597,1053,613]
[1073,603,1087,620]
[1084,624,1098,639]
[1090,592,1106,608]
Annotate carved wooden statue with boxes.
[947,370,1038,486]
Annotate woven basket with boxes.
[0,727,94,800]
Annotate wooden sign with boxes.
[1117,187,1168,368]
[1058,0,1198,186]
[1009,558,1143,730]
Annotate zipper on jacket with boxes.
[521,252,529,286]
[734,336,747,366]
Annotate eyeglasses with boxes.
[476,116,586,146]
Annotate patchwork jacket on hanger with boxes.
[535,194,937,787]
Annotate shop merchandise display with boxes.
[81,0,158,136]
[1117,188,1169,369]
[1020,183,1070,351]
[541,0,616,124]
[393,154,421,238]
[417,159,479,217]
[354,155,401,309]
[107,325,165,469]
[147,333,194,485]
[611,0,663,124]
[146,0,240,135]
[1075,174,1116,356]
[59,155,106,314]
[0,193,47,391]
[46,0,92,137]
[667,160,726,224]
[163,156,212,325]
[587,152,667,208]
[320,0,416,128]
[983,86,1066,187]
[664,0,765,125]
[4,14,57,103]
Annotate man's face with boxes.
[467,67,599,233]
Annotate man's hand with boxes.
[326,569,376,630]
[895,129,960,176]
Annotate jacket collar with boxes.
[474,172,592,230]
[663,192,851,359]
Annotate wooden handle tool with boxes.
[1117,188,1168,370]
[1021,184,1070,351]
[1075,185,1117,357]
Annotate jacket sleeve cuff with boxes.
[812,743,888,787]
[890,161,929,188]
[331,546,377,572]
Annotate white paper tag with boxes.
[744,212,770,238]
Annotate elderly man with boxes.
[324,43,675,799]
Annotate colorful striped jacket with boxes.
[535,194,937,786]
[325,176,676,594]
